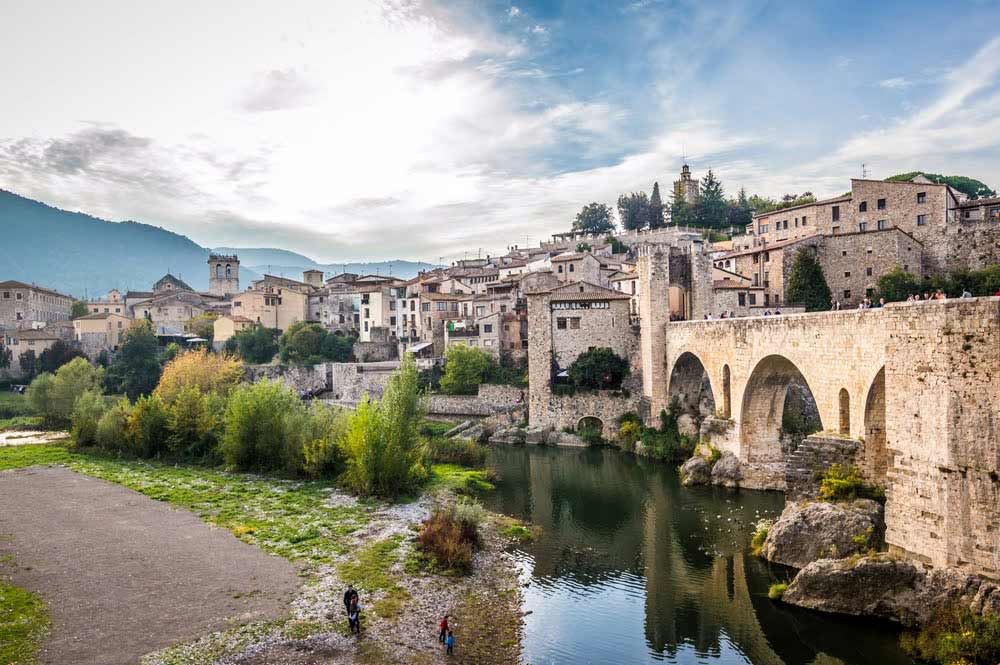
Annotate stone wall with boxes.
[245,363,327,394]
[535,391,639,439]
[328,361,399,403]
[785,435,859,500]
[939,222,1000,272]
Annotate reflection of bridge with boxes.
[637,265,1000,579]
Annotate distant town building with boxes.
[0,280,73,332]
[673,164,700,205]
[208,254,240,297]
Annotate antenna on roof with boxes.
[862,163,868,178]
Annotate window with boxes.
[364,321,369,332]
[738,292,746,307]
[783,220,789,229]
[877,219,887,230]
[570,317,581,329]
[2,292,8,299]
[764,293,770,306]
[842,250,848,257]
[859,201,867,212]
[436,302,446,311]
[390,316,396,326]
[422,302,430,312]
[569,264,575,273]
[866,267,873,277]
[802,216,807,225]
[389,300,396,311]
[364,308,370,319]
[15,293,22,300]
[748,294,757,305]
[763,252,770,262]
[843,290,851,299]
[557,265,563,273]
[557,317,567,330]
[858,222,868,232]
[484,324,493,333]
[917,192,926,204]
[917,214,928,226]
[450,302,459,312]
[832,226,840,235]
[832,206,840,221]
[760,224,769,233]
[844,271,851,278]
[794,217,799,227]
[867,247,873,254]
[877,198,886,210]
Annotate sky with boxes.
[2,0,1000,264]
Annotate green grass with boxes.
[0,580,50,665]
[418,419,457,438]
[337,536,410,618]
[428,464,495,495]
[768,583,788,600]
[0,445,369,566]
[0,393,32,418]
[0,416,46,432]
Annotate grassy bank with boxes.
[0,580,49,665]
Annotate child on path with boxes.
[439,615,449,643]
[445,629,455,655]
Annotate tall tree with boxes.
[0,344,11,370]
[71,300,89,318]
[38,340,87,374]
[695,169,728,229]
[785,249,833,311]
[104,319,162,399]
[572,202,615,235]
[617,192,650,231]
[670,182,696,227]
[727,186,754,229]
[649,182,664,229]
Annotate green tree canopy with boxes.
[225,325,279,364]
[572,202,615,234]
[727,187,754,229]
[38,340,87,375]
[694,169,728,229]
[185,313,218,343]
[876,266,922,302]
[649,181,665,229]
[617,192,650,231]
[785,249,833,311]
[27,357,103,425]
[104,319,162,399]
[439,344,494,395]
[278,321,354,365]
[567,347,630,391]
[886,172,996,200]
[71,300,89,318]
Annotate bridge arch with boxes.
[863,367,888,483]
[667,351,716,419]
[739,354,822,463]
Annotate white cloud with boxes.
[508,6,521,18]
[878,77,912,90]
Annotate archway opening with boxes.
[864,368,888,483]
[740,355,821,463]
[839,388,850,435]
[577,416,605,442]
[722,365,732,418]
[667,352,716,420]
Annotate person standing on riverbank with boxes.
[445,629,455,655]
[439,615,449,643]
[343,584,359,617]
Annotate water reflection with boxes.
[483,446,911,665]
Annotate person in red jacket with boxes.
[439,615,449,643]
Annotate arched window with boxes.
[215,264,222,279]
[839,388,850,435]
[225,264,232,278]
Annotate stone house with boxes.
[86,289,128,317]
[551,252,604,285]
[0,280,73,332]
[212,315,254,349]
[73,312,132,358]
[2,328,65,377]
[131,291,210,333]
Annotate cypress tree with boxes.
[695,169,728,229]
[785,249,832,311]
[649,182,664,229]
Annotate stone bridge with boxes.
[645,298,1000,579]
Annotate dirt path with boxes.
[0,466,302,665]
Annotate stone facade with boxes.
[0,280,73,332]
[208,254,240,297]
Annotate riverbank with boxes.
[0,444,523,665]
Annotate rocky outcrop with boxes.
[680,456,712,486]
[676,413,699,438]
[711,452,742,488]
[761,499,883,569]
[489,427,525,445]
[524,426,550,445]
[783,554,1000,627]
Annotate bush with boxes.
[617,420,642,452]
[220,380,301,473]
[70,389,106,447]
[126,394,170,458]
[768,583,788,600]
[818,464,886,503]
[900,605,1000,665]
[439,344,494,395]
[155,349,244,404]
[640,402,694,462]
[96,399,132,452]
[750,518,773,556]
[577,422,605,446]
[291,402,348,479]
[416,500,484,574]
[567,347,630,391]
[227,325,279,364]
[278,322,353,365]
[426,437,487,467]
[27,358,103,426]
[341,356,427,497]
[166,387,225,462]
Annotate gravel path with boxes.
[0,466,302,665]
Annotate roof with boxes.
[406,341,433,353]
[9,328,63,340]
[74,312,128,320]
[0,280,72,299]
[153,274,194,292]
[713,280,762,290]
[530,280,631,301]
[550,251,599,263]
[125,291,153,300]
[608,271,637,282]
[958,195,1000,208]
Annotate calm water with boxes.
[482,446,913,665]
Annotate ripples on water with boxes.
[482,446,913,665]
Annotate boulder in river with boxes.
[676,413,699,438]
[710,452,742,488]
[761,499,883,569]
[680,456,712,486]
[783,554,1000,627]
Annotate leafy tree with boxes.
[71,389,106,447]
[440,344,494,395]
[567,347,630,391]
[105,319,162,399]
[221,379,300,472]
[886,172,996,200]
[670,182,696,227]
[71,300,89,318]
[876,266,923,302]
[785,249,833,311]
[604,234,628,254]
[184,312,218,343]
[225,325,279,364]
[0,344,10,370]
[649,182,665,229]
[37,340,86,375]
[28,357,103,425]
[18,350,37,380]
[572,202,615,235]
[320,332,354,363]
[576,242,592,252]
[727,187,754,229]
[617,192,650,231]
[155,349,244,404]
[695,169,728,229]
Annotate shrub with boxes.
[768,583,788,600]
[617,420,642,453]
[567,347,630,391]
[416,500,484,574]
[166,387,225,462]
[439,344,494,395]
[818,464,886,503]
[25,373,55,421]
[96,399,132,452]
[27,358,103,426]
[221,380,300,473]
[577,422,605,446]
[900,605,1000,665]
[426,437,487,467]
[279,322,353,365]
[70,389,106,447]
[341,356,427,497]
[750,518,773,557]
[640,403,694,462]
[227,325,279,364]
[155,349,244,404]
[126,394,170,458]
[291,402,348,479]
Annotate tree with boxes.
[18,350,37,380]
[617,192,650,231]
[105,319,162,399]
[785,249,833,311]
[572,202,615,235]
[576,242,592,252]
[155,349,244,404]
[38,340,87,375]
[184,313,218,343]
[28,357,103,425]
[226,325,279,364]
[0,344,10,370]
[670,182,696,227]
[567,347,630,391]
[876,266,922,302]
[886,172,996,200]
[727,187,754,229]
[440,344,494,395]
[649,182,665,229]
[695,169,728,229]
[71,300,89,318]
[279,322,353,365]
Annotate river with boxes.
[481,445,913,665]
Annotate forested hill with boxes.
[886,172,996,199]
